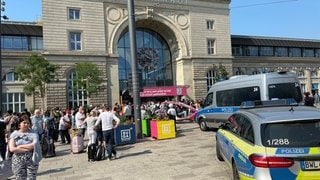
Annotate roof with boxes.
[231,35,320,48]
[1,22,42,36]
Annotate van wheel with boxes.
[199,120,208,131]
[232,162,240,180]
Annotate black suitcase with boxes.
[41,132,56,158]
[87,144,97,161]
[95,145,105,161]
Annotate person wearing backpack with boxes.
[43,110,55,140]
[42,110,56,158]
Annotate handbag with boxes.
[65,122,71,130]
[93,124,102,131]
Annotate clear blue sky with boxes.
[4,0,320,40]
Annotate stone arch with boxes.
[109,13,189,59]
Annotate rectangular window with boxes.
[31,37,43,51]
[303,48,314,57]
[275,47,288,57]
[69,32,82,51]
[260,46,274,56]
[300,83,306,93]
[2,36,28,51]
[315,49,320,57]
[207,39,215,55]
[206,20,214,30]
[245,46,258,56]
[2,93,25,113]
[289,47,302,57]
[312,83,318,90]
[68,8,80,20]
[232,46,242,56]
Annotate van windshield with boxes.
[268,82,303,103]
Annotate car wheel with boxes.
[232,161,240,180]
[199,120,208,131]
[216,140,224,161]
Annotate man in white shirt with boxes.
[95,105,120,160]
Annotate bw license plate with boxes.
[302,161,320,170]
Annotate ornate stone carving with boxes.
[146,7,154,19]
[106,7,122,24]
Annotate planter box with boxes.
[142,118,151,137]
[150,120,176,140]
[114,124,136,145]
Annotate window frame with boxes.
[68,8,81,20]
[69,31,82,51]
[206,19,215,30]
[207,39,216,55]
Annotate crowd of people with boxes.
[0,98,202,179]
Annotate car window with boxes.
[226,115,241,135]
[261,120,320,147]
[236,114,254,143]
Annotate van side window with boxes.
[203,92,214,107]
[216,86,260,106]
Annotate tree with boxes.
[73,62,104,100]
[15,53,59,111]
[213,63,229,83]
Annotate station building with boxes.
[1,0,320,112]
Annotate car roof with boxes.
[236,106,320,124]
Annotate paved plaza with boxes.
[36,122,232,180]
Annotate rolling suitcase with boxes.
[41,131,56,158]
[71,135,84,153]
[95,145,105,161]
[87,144,97,161]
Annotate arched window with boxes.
[117,28,172,95]
[3,72,19,82]
[67,70,87,108]
[206,70,216,91]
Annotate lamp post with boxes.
[0,0,8,112]
[127,0,142,139]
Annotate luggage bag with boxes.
[87,144,97,161]
[95,145,105,161]
[71,135,84,153]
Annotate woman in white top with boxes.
[82,111,98,146]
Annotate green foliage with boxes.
[213,63,229,83]
[73,62,104,97]
[15,53,59,97]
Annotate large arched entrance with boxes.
[117,28,173,101]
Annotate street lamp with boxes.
[0,0,8,112]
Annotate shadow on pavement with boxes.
[37,166,72,176]
[118,149,152,159]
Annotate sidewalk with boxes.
[37,122,232,180]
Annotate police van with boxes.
[196,71,303,131]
